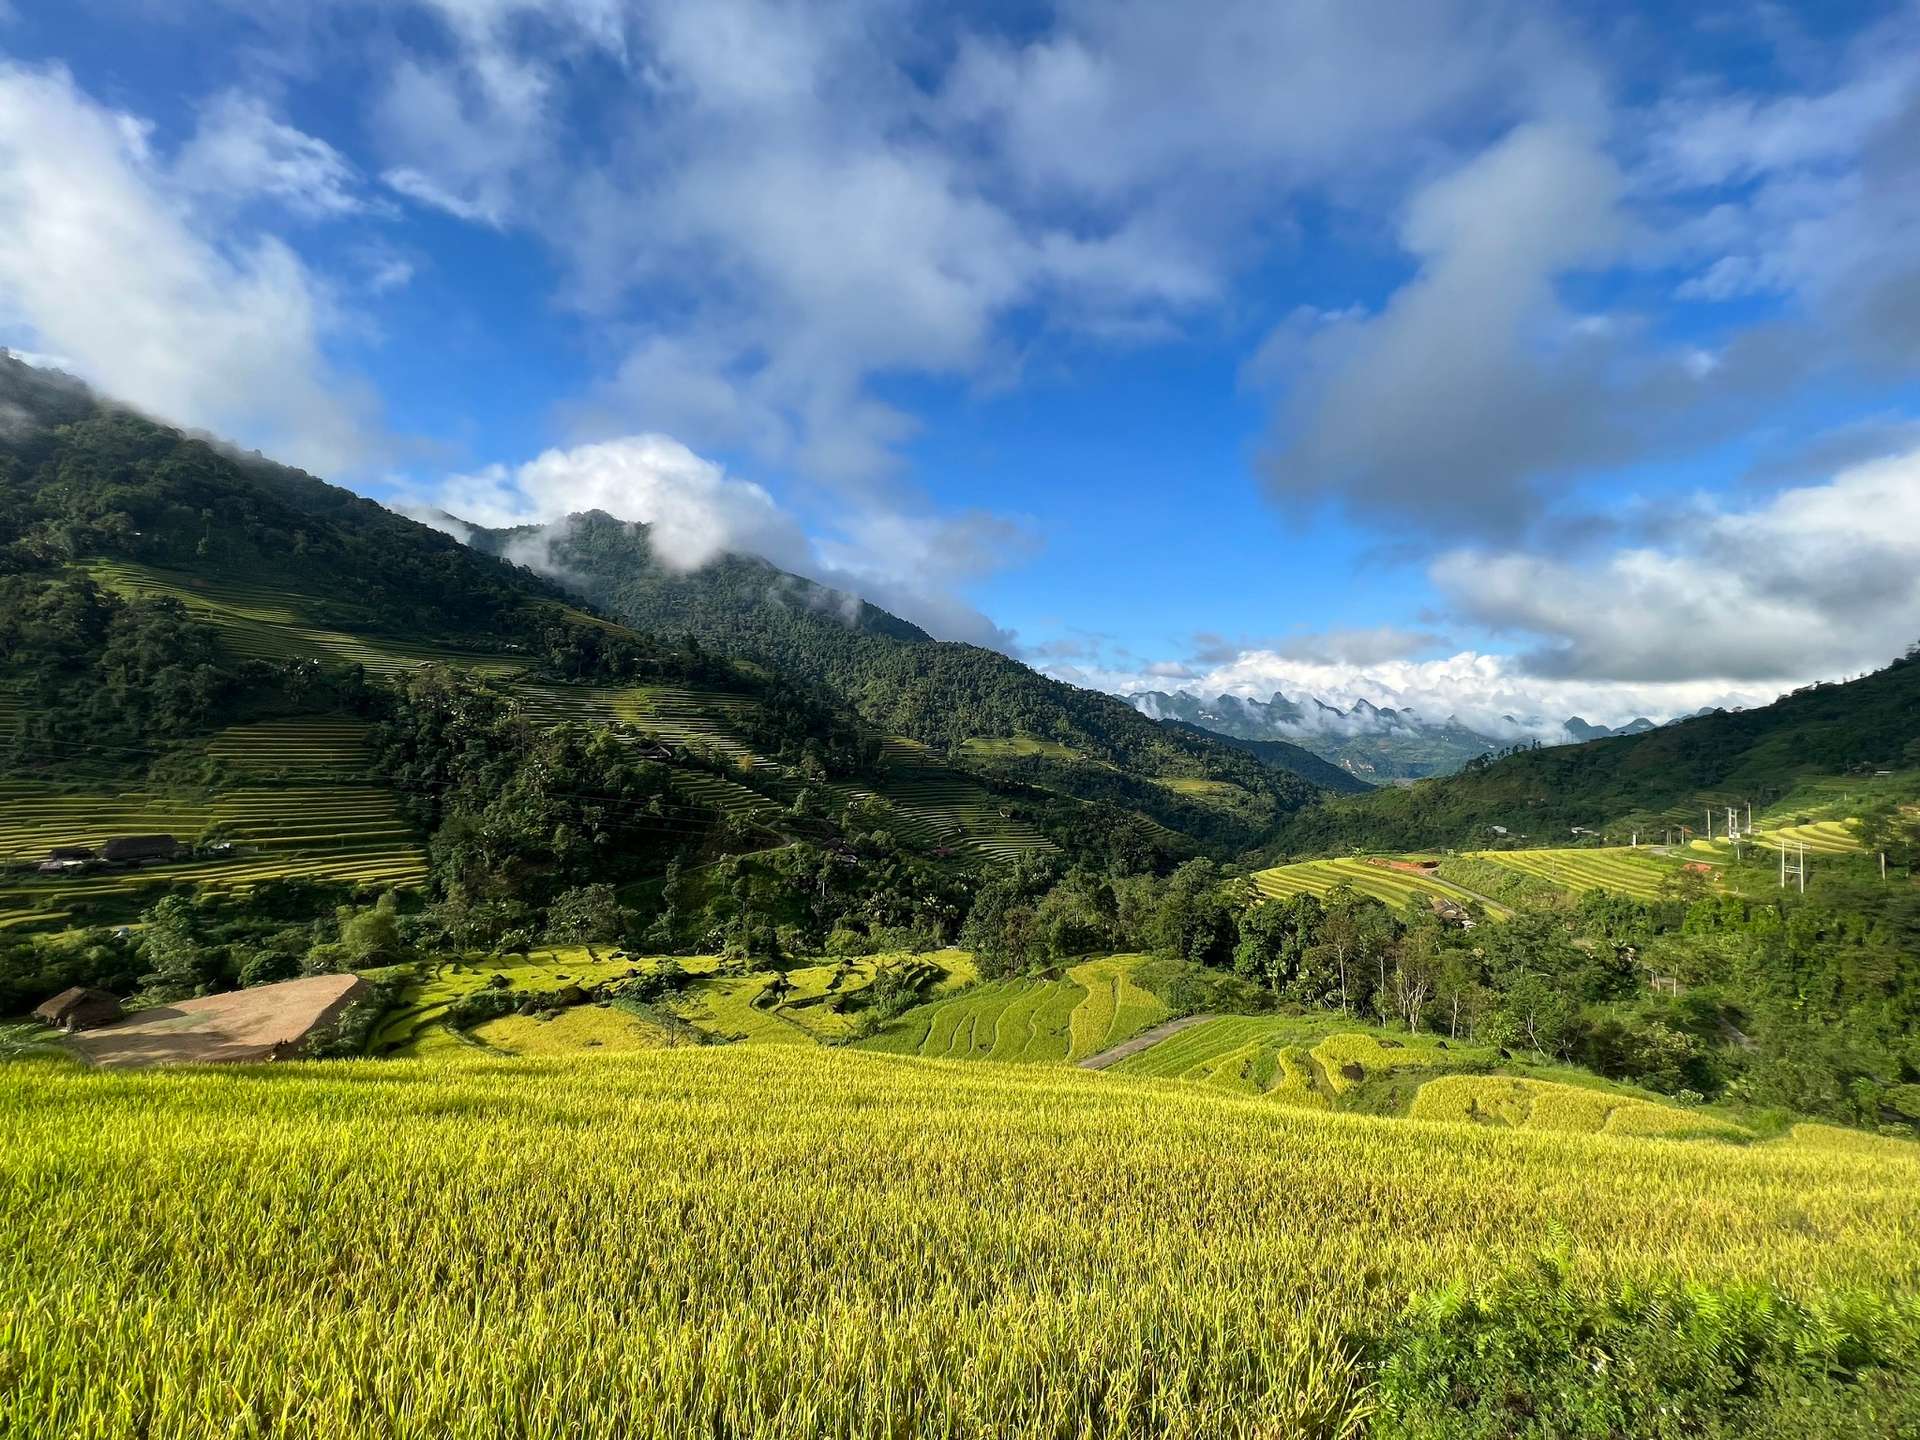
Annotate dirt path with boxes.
[1076,1013,1217,1071]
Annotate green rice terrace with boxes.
[0,781,426,930]
[855,955,1168,1064]
[1251,855,1507,916]
[368,948,980,1057]
[86,561,529,677]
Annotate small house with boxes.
[46,846,96,862]
[100,835,184,864]
[32,986,123,1033]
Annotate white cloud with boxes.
[419,432,1029,647]
[176,90,373,219]
[1651,27,1920,372]
[332,0,1604,492]
[1433,446,1920,686]
[1255,123,1670,533]
[0,62,371,473]
[437,434,811,572]
[1096,647,1763,739]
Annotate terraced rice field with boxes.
[858,957,1162,1064]
[1250,857,1504,915]
[471,1005,675,1055]
[0,783,426,918]
[88,562,526,677]
[369,949,654,1055]
[861,737,1055,862]
[1470,846,1682,900]
[1064,956,1167,1061]
[199,717,372,779]
[1754,819,1864,855]
[1410,1075,1753,1142]
[1113,1018,1470,1104]
[11,1048,1914,1438]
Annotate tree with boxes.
[1491,974,1579,1059]
[545,883,634,945]
[1233,891,1322,995]
[134,896,223,1004]
[1435,952,1489,1041]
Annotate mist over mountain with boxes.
[1127,688,1673,780]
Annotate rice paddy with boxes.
[1467,845,1682,900]
[0,782,426,925]
[199,717,373,780]
[1754,818,1864,855]
[86,561,528,677]
[1112,1017,1472,1104]
[856,956,1168,1064]
[2,1045,1916,1439]
[1409,1074,1756,1142]
[1250,856,1504,915]
[371,950,978,1055]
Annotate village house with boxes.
[32,986,123,1033]
[99,834,184,865]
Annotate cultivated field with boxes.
[1113,1017,1467,1104]
[1467,845,1682,901]
[857,955,1162,1064]
[87,562,527,677]
[1250,856,1503,915]
[0,782,427,925]
[370,949,978,1055]
[1410,1074,1755,1142]
[2,1047,1915,1438]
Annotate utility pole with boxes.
[1705,809,1714,841]
[1781,841,1806,893]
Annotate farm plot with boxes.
[1113,1018,1470,1110]
[858,957,1160,1064]
[1250,857,1503,915]
[1754,819,1863,855]
[1411,1075,1753,1142]
[0,783,426,919]
[864,737,1055,862]
[7,1048,1920,1439]
[199,717,373,779]
[1469,846,1681,901]
[1063,956,1167,1062]
[87,562,526,677]
[369,949,657,1056]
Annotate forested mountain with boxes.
[467,511,1323,846]
[1275,652,1920,854]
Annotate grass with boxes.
[1251,857,1507,916]
[2,1046,1916,1438]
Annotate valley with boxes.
[3,354,1918,1439]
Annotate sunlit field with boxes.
[4,1046,1918,1439]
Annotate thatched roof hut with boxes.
[100,835,183,863]
[32,986,123,1033]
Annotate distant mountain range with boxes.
[1126,689,1679,781]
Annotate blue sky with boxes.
[2,0,1918,734]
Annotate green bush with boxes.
[1371,1252,1920,1438]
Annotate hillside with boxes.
[1159,720,1373,793]
[465,512,1323,850]
[0,358,1056,969]
[1274,653,1920,854]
